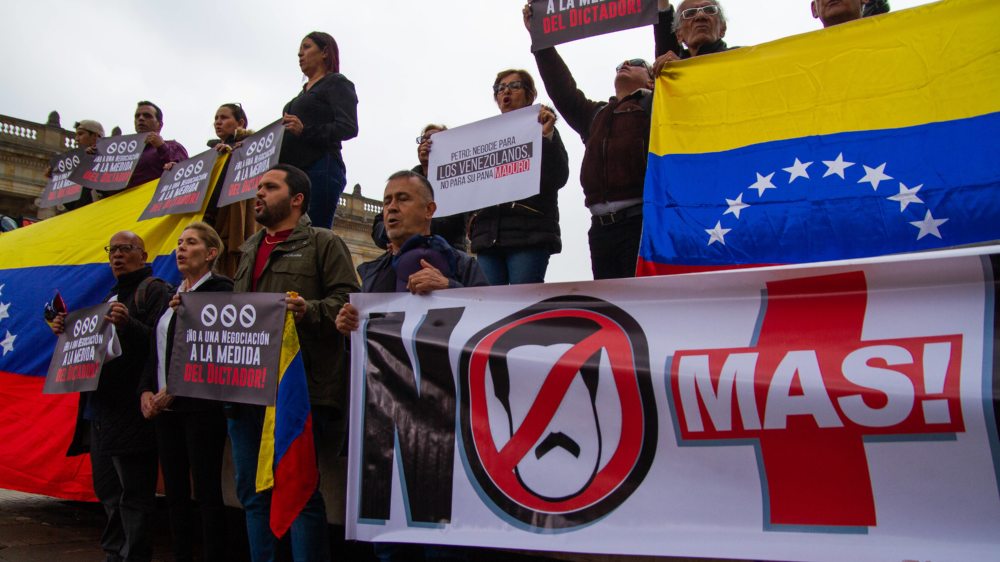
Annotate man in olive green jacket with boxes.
[231,163,359,562]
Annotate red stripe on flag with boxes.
[269,414,318,538]
[635,257,774,277]
[0,371,95,501]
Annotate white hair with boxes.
[672,0,727,33]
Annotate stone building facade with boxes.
[0,112,76,222]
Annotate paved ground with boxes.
[0,489,564,562]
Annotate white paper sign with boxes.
[426,104,543,217]
[345,247,1000,562]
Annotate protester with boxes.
[466,69,568,285]
[652,0,733,74]
[55,119,105,210]
[280,31,359,229]
[55,231,171,562]
[337,169,487,562]
[413,124,468,251]
[370,124,470,252]
[139,222,231,562]
[230,164,358,562]
[523,4,655,279]
[813,0,873,27]
[205,103,260,277]
[126,101,189,189]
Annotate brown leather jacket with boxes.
[533,47,653,207]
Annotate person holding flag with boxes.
[230,163,358,562]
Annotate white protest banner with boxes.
[346,247,1000,562]
[426,104,543,217]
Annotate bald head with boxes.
[107,231,148,278]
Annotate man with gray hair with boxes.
[653,0,733,74]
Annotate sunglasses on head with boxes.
[616,59,650,72]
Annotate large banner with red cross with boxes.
[345,248,1000,561]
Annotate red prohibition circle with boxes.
[467,308,646,514]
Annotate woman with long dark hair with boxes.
[280,31,359,229]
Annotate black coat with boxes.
[67,266,172,457]
[139,274,234,412]
[468,128,569,254]
[279,72,359,170]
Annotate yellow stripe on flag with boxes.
[649,0,1000,156]
[1,155,227,267]
[256,310,299,493]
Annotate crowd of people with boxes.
[44,1,890,561]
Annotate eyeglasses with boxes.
[616,59,651,72]
[680,5,720,19]
[493,81,525,95]
[104,244,139,254]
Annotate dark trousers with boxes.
[228,404,343,562]
[155,408,228,562]
[587,213,643,280]
[91,424,158,562]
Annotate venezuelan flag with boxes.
[0,159,224,500]
[638,0,1000,276]
[256,310,317,538]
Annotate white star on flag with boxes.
[858,163,893,191]
[888,182,924,211]
[1,330,14,357]
[724,193,750,219]
[909,210,949,240]
[783,158,813,183]
[822,153,855,179]
[749,172,777,197]
[0,284,4,297]
[0,302,9,323]
[706,221,731,246]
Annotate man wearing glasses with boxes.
[52,231,172,562]
[522,5,661,280]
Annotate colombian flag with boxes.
[255,310,317,538]
[638,0,1000,276]
[0,161,223,499]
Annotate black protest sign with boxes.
[217,120,284,207]
[168,292,284,405]
[529,0,659,51]
[38,149,93,208]
[69,133,149,191]
[138,150,219,221]
[43,303,117,394]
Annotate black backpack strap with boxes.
[133,277,173,318]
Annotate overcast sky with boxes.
[1,0,935,282]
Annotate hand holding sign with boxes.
[44,302,121,395]
[426,104,543,217]
[168,292,284,405]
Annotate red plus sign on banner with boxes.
[671,271,964,528]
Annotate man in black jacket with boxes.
[56,230,171,562]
